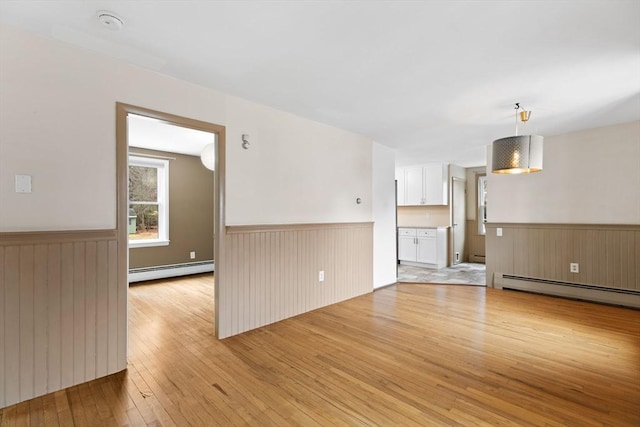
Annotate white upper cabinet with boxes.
[405,167,424,205]
[396,164,449,206]
[423,164,448,205]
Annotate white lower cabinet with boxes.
[398,233,418,261]
[398,227,447,268]
[416,229,437,264]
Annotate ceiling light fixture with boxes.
[200,144,215,171]
[97,11,124,31]
[491,103,543,174]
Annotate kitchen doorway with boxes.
[395,166,486,286]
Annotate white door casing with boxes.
[452,177,466,264]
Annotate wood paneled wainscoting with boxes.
[486,223,640,308]
[0,230,126,408]
[217,222,373,338]
[465,219,485,263]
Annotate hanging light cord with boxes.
[514,102,532,136]
[514,102,536,165]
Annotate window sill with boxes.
[129,239,170,248]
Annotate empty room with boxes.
[1,1,639,426]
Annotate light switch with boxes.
[15,175,32,193]
[496,227,503,237]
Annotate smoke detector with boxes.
[97,11,124,31]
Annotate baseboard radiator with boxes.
[494,273,640,309]
[129,260,214,283]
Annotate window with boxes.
[477,174,487,235]
[129,156,169,247]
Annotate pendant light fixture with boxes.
[491,103,543,174]
[200,143,215,171]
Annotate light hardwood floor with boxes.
[2,274,639,426]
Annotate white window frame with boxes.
[128,155,170,248]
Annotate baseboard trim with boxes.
[129,261,214,283]
[374,281,398,290]
[494,273,640,309]
[399,260,443,269]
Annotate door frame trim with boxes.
[451,176,466,264]
[115,103,226,338]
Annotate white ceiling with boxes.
[1,1,639,167]
[127,114,215,157]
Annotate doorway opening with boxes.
[396,168,486,286]
[126,113,215,282]
[115,103,226,339]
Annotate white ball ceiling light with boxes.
[200,144,215,171]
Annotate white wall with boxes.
[449,164,466,181]
[0,25,372,231]
[487,121,640,224]
[224,96,372,225]
[372,142,397,288]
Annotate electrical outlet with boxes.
[496,227,503,237]
[190,251,196,260]
[570,263,579,273]
[318,270,325,282]
[15,174,32,193]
